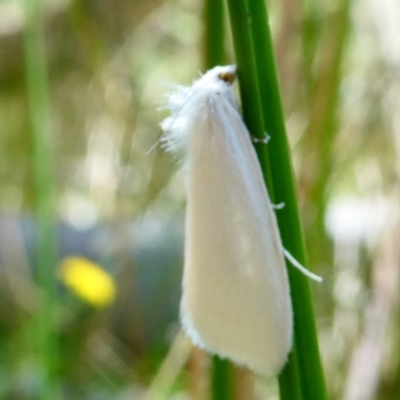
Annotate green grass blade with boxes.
[203,0,226,68]
[225,0,275,198]
[301,0,351,269]
[203,1,233,396]
[225,0,328,398]
[23,1,59,398]
[211,357,233,400]
[225,2,302,398]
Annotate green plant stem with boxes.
[203,1,232,397]
[225,3,301,398]
[23,1,59,399]
[203,0,225,68]
[211,357,232,400]
[226,0,328,399]
[225,0,274,197]
[301,0,351,269]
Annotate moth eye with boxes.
[219,71,236,84]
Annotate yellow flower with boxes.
[59,257,116,308]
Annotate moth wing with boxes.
[180,97,293,376]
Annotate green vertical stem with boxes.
[301,0,323,92]
[250,0,328,397]
[301,0,351,270]
[203,0,225,69]
[225,0,274,197]
[211,357,233,400]
[278,346,303,400]
[226,0,328,399]
[225,1,301,398]
[23,1,59,399]
[203,0,231,396]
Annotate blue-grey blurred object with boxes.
[0,213,184,354]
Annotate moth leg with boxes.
[282,248,323,282]
[251,133,271,144]
[272,202,285,210]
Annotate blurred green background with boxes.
[1,0,400,399]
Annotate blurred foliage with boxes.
[1,0,400,398]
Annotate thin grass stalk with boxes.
[224,0,274,195]
[203,0,225,68]
[211,357,233,400]
[23,1,59,398]
[245,1,327,398]
[301,0,323,94]
[225,0,302,399]
[301,0,351,269]
[202,1,234,398]
[226,0,327,398]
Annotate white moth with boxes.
[160,65,317,376]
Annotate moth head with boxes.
[217,65,237,85]
[218,70,236,84]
